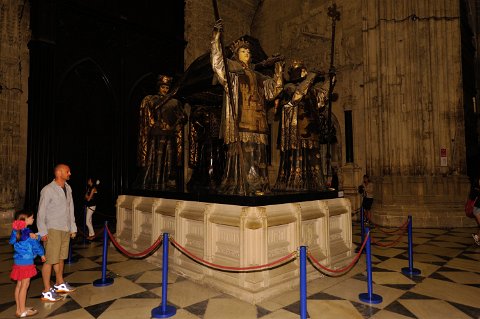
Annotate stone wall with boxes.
[184,0,259,66]
[0,1,30,235]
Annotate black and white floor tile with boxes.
[0,223,479,318]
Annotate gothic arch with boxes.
[55,58,117,211]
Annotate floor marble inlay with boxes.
[0,224,479,318]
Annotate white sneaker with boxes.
[473,234,480,246]
[54,282,76,293]
[41,288,62,302]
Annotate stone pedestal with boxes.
[116,194,353,303]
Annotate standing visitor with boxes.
[359,174,374,222]
[469,177,480,245]
[9,211,45,317]
[84,177,99,241]
[37,164,77,302]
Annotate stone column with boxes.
[362,0,471,226]
[0,1,30,235]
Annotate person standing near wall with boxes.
[359,174,374,222]
[469,177,480,246]
[37,164,77,302]
[84,177,99,241]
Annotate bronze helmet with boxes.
[157,75,173,87]
[288,59,307,82]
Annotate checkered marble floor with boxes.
[0,224,479,319]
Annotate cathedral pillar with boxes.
[0,1,30,235]
[361,0,472,226]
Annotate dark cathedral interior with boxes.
[26,0,343,218]
[1,1,480,318]
[26,1,186,217]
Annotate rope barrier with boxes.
[308,232,370,275]
[106,226,163,258]
[401,215,421,276]
[361,210,409,236]
[93,221,114,287]
[370,232,406,247]
[373,219,409,235]
[169,236,297,272]
[359,227,383,304]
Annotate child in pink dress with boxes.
[9,211,46,317]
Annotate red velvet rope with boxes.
[169,236,297,272]
[106,226,163,258]
[376,220,409,234]
[308,232,369,275]
[363,211,409,235]
[370,232,405,247]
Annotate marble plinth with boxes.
[116,193,353,303]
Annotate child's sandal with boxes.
[17,309,38,317]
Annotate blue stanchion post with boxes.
[64,239,77,265]
[401,216,421,276]
[151,233,176,318]
[356,207,365,253]
[359,228,383,304]
[300,246,307,319]
[93,221,114,287]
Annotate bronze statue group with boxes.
[134,20,337,196]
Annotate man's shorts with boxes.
[44,229,70,264]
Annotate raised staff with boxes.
[211,0,247,195]
[326,3,340,177]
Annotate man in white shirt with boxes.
[37,164,77,301]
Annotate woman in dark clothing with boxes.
[469,178,480,246]
[85,178,99,240]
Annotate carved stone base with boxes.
[372,175,475,228]
[116,195,353,303]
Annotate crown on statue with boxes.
[230,38,251,54]
[157,75,173,86]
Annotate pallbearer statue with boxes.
[211,20,284,195]
[274,61,336,192]
[135,75,187,191]
[187,105,224,193]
